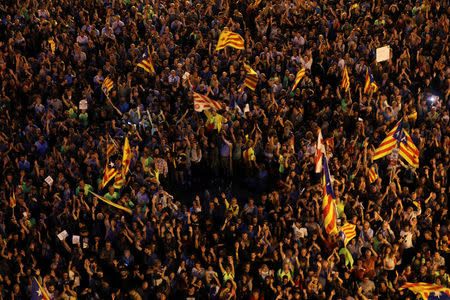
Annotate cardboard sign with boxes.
[376,46,390,63]
[79,99,88,110]
[72,235,80,244]
[57,230,68,241]
[45,176,54,186]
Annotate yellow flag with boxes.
[122,137,132,175]
[88,191,132,214]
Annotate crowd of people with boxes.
[0,0,449,299]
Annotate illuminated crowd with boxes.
[0,0,448,299]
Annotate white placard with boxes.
[79,99,88,110]
[45,176,54,186]
[376,46,390,63]
[57,230,68,241]
[244,104,250,113]
[72,235,80,244]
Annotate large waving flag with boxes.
[32,277,50,300]
[137,47,155,73]
[193,92,224,112]
[314,129,326,173]
[373,120,402,160]
[373,121,419,167]
[242,64,258,91]
[364,68,378,94]
[341,67,350,92]
[322,156,337,235]
[290,68,306,92]
[216,30,245,51]
[88,191,132,214]
[102,76,114,96]
[400,282,450,300]
[340,223,356,247]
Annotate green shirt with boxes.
[104,192,120,201]
[22,183,32,194]
[76,184,93,196]
[79,112,88,127]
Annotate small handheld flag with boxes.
[137,47,155,73]
[340,223,356,247]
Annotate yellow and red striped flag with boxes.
[340,223,356,247]
[9,190,16,208]
[216,30,245,51]
[399,282,450,300]
[290,68,306,92]
[398,129,419,168]
[364,68,378,94]
[113,168,126,189]
[241,64,258,91]
[368,166,378,183]
[193,92,224,112]
[102,76,114,96]
[88,191,132,214]
[107,136,117,158]
[373,120,402,160]
[322,156,337,235]
[373,120,419,168]
[341,67,350,92]
[137,46,155,73]
[101,159,118,188]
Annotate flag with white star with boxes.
[31,277,50,300]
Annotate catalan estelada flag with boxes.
[9,190,16,208]
[241,64,258,91]
[368,166,378,183]
[102,76,114,96]
[216,30,245,51]
[398,128,420,168]
[137,47,155,73]
[399,282,450,300]
[341,67,350,92]
[88,191,132,214]
[31,277,50,300]
[113,168,126,189]
[364,68,378,94]
[373,120,419,168]
[322,156,337,235]
[107,136,117,158]
[290,68,306,92]
[340,223,356,247]
[101,158,118,188]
